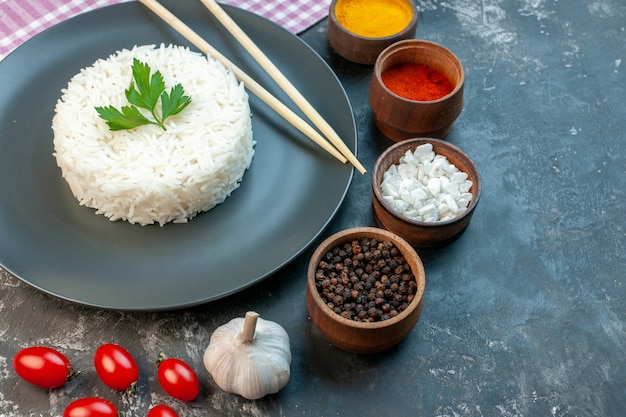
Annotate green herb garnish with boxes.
[95,58,191,131]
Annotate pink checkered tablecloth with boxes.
[0,0,331,61]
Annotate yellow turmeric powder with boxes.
[335,0,413,38]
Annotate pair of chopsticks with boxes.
[138,0,366,175]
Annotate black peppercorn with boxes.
[315,237,417,322]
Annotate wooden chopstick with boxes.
[138,0,348,165]
[199,0,367,175]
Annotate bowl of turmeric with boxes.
[327,0,418,65]
[369,39,465,141]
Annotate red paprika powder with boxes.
[381,63,454,101]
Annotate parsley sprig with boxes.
[96,58,192,131]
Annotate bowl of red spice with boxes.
[327,0,418,65]
[369,39,465,141]
[372,138,481,248]
[306,227,426,354]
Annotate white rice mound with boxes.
[52,44,255,226]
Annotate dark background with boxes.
[1,0,625,416]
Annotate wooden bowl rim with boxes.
[372,39,465,103]
[328,0,418,41]
[372,138,482,227]
[307,226,426,330]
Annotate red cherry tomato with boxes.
[147,404,179,417]
[13,346,77,389]
[63,397,117,417]
[156,354,199,401]
[94,343,139,392]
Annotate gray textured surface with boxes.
[1,0,625,416]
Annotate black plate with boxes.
[0,1,355,310]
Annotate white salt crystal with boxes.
[441,158,458,174]
[382,195,395,205]
[417,161,431,182]
[393,199,409,212]
[427,177,441,196]
[443,179,460,196]
[400,150,418,165]
[439,176,451,193]
[398,163,418,178]
[404,209,419,219]
[410,187,428,202]
[398,178,415,194]
[418,203,436,216]
[384,164,398,178]
[444,194,458,212]
[423,211,438,223]
[438,203,451,216]
[381,182,398,198]
[429,158,445,177]
[452,172,468,183]
[413,143,434,160]
[440,212,456,221]
[460,181,473,193]
[400,190,413,204]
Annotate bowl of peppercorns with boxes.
[306,227,426,354]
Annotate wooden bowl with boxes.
[372,138,481,248]
[327,0,417,65]
[369,39,464,140]
[306,227,426,354]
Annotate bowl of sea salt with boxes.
[372,138,481,248]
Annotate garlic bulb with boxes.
[203,311,291,400]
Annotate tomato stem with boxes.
[67,368,81,382]
[155,352,167,367]
[126,380,138,395]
